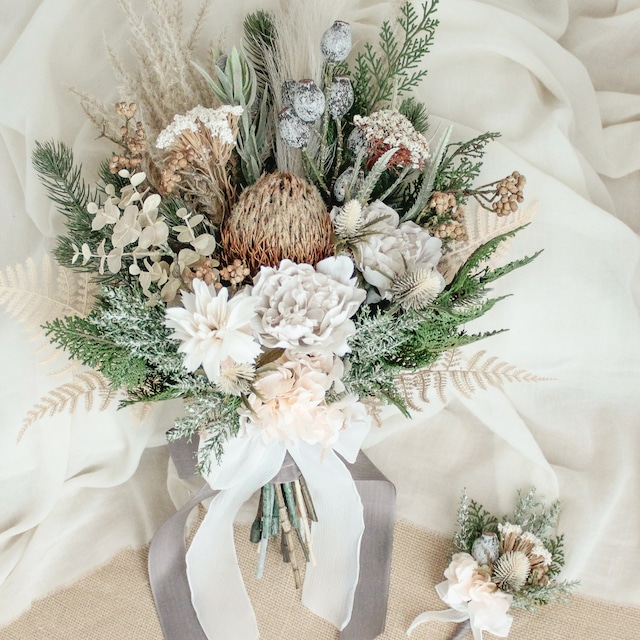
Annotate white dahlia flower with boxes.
[164,279,261,384]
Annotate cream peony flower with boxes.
[251,256,366,356]
[164,279,261,383]
[239,356,371,449]
[351,201,443,300]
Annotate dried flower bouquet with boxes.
[17,1,546,637]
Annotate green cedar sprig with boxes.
[44,315,148,390]
[350,1,439,114]
[454,489,500,553]
[434,131,501,195]
[169,393,243,471]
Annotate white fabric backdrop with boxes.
[1,0,639,626]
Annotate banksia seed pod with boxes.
[292,79,325,123]
[321,21,352,62]
[220,172,334,275]
[278,108,311,149]
[327,76,354,118]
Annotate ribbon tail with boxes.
[148,482,217,640]
[406,609,470,636]
[289,445,364,630]
[186,439,286,640]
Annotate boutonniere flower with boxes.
[408,489,579,640]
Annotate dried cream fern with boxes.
[0,256,95,335]
[396,348,550,410]
[19,371,118,440]
[438,201,538,283]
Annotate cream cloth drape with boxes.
[1,0,639,627]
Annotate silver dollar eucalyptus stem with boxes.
[449,620,471,640]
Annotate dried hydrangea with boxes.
[239,355,370,448]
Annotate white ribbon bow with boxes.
[407,576,513,640]
[185,419,369,640]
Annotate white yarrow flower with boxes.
[165,280,261,383]
[156,104,244,149]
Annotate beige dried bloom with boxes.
[219,259,250,286]
[492,171,526,216]
[108,103,147,174]
[156,105,243,223]
[352,109,430,170]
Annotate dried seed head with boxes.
[390,267,445,310]
[332,199,363,238]
[492,551,531,592]
[333,167,364,202]
[327,76,354,118]
[471,532,500,566]
[320,21,352,62]
[220,172,333,275]
[278,107,311,149]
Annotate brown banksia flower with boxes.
[220,172,334,275]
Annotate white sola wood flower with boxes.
[165,279,261,383]
[251,256,366,356]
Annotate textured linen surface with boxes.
[3,521,640,639]
[1,0,639,630]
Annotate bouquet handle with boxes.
[149,434,396,640]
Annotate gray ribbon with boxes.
[149,434,395,640]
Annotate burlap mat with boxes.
[2,519,637,639]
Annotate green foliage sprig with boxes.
[434,131,500,195]
[32,141,106,271]
[169,393,243,471]
[351,1,439,114]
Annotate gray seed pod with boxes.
[278,108,311,149]
[327,76,354,118]
[333,167,364,202]
[281,79,298,109]
[292,79,325,123]
[321,21,352,62]
[471,532,500,566]
[346,126,367,155]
